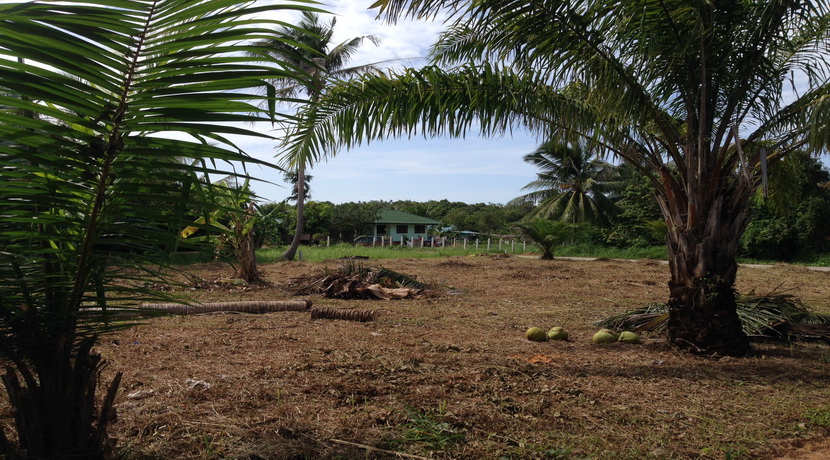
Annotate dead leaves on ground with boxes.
[292,262,440,300]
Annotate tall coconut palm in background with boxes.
[0,0,315,456]
[252,11,381,261]
[286,0,830,355]
[511,141,620,226]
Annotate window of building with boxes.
[376,225,387,234]
[396,224,408,234]
[414,225,426,233]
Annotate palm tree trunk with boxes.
[662,184,752,355]
[282,166,306,261]
[2,339,120,459]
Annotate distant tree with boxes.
[605,173,666,247]
[741,153,830,260]
[330,202,380,241]
[251,12,381,260]
[284,170,313,202]
[303,201,334,241]
[511,141,621,226]
[255,201,293,247]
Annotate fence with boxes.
[323,235,528,253]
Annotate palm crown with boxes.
[253,11,381,100]
[512,141,621,226]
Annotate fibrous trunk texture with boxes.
[139,300,311,315]
[237,202,262,283]
[282,166,306,261]
[0,339,121,459]
[663,188,752,355]
[311,306,376,322]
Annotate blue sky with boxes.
[242,1,545,205]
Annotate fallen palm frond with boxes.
[597,293,830,343]
[293,261,432,299]
[338,260,426,289]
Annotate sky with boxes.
[240,0,544,205]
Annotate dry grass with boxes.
[93,256,830,459]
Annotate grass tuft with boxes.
[387,404,464,453]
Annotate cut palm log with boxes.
[310,306,376,322]
[142,300,311,314]
[81,300,312,318]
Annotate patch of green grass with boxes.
[386,404,464,453]
[554,243,667,260]
[805,406,830,427]
[256,243,518,263]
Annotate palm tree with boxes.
[0,0,314,456]
[252,12,381,261]
[286,0,830,355]
[511,141,620,226]
[284,170,313,203]
[512,219,573,260]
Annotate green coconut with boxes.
[525,327,548,342]
[547,327,569,341]
[618,331,641,344]
[592,329,618,344]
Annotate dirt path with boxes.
[553,256,830,272]
[774,437,830,459]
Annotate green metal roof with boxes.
[375,210,441,225]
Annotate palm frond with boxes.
[0,0,320,454]
[597,294,830,343]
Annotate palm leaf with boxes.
[597,294,830,343]
[0,0,320,455]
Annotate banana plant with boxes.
[181,178,263,283]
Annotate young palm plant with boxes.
[0,0,316,456]
[512,219,573,260]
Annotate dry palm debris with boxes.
[597,292,830,343]
[292,261,435,300]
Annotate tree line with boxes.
[252,149,830,263]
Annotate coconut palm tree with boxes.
[511,141,621,226]
[284,169,313,203]
[0,0,315,456]
[285,0,830,355]
[252,11,381,261]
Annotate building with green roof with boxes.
[371,210,440,244]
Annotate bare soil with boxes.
[97,256,830,459]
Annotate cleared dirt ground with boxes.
[98,256,830,459]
